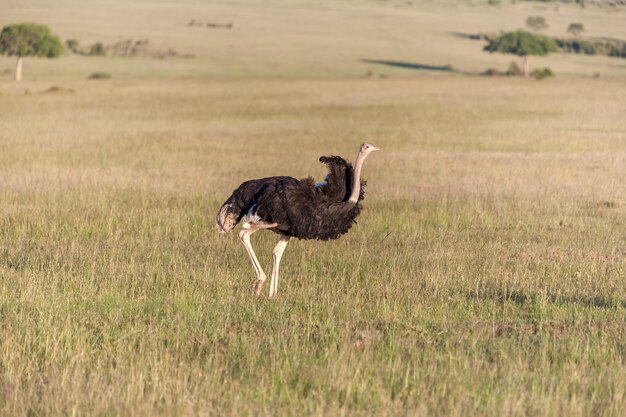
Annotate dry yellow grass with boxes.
[1,1,625,416]
[0,76,625,416]
[1,0,626,79]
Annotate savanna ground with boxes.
[1,1,626,416]
[1,76,625,417]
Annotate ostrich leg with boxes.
[238,222,277,296]
[269,235,290,298]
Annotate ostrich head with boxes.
[359,142,380,157]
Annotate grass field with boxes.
[1,0,626,79]
[1,0,626,416]
[1,76,625,416]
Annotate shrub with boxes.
[567,39,597,54]
[482,68,501,76]
[608,43,626,58]
[87,72,111,79]
[567,23,585,37]
[42,85,74,94]
[526,16,548,31]
[505,61,522,76]
[531,67,554,80]
[89,42,105,56]
[481,62,522,77]
[65,39,79,52]
[555,38,626,58]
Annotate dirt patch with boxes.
[40,86,75,94]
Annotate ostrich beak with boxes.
[370,145,380,151]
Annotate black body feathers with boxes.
[216,156,366,240]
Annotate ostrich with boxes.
[216,143,379,298]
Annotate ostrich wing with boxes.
[318,155,353,202]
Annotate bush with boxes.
[42,85,74,94]
[608,43,626,58]
[555,38,626,58]
[481,61,523,77]
[531,67,554,80]
[567,23,585,37]
[89,42,105,56]
[87,72,111,79]
[65,39,79,52]
[557,38,600,54]
[526,16,548,31]
[482,68,501,76]
[505,61,522,76]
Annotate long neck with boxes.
[348,151,366,204]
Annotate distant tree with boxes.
[65,38,79,52]
[567,23,585,38]
[526,16,549,32]
[484,30,557,78]
[0,23,63,81]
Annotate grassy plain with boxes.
[0,76,625,416]
[1,0,626,416]
[1,0,626,79]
